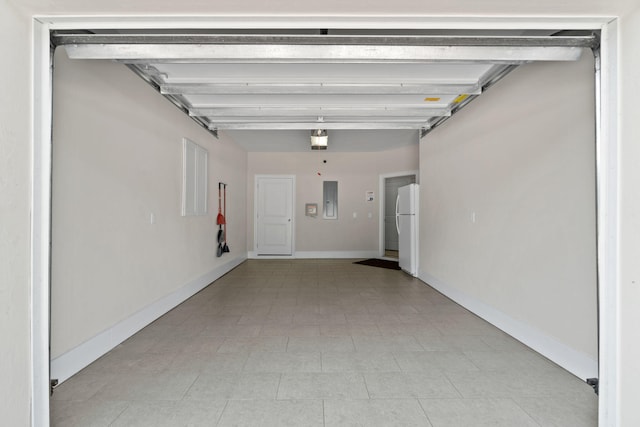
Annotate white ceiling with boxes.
[56,29,594,152]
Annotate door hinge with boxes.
[586,378,599,395]
[50,378,59,396]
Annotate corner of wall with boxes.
[418,269,598,380]
[51,254,246,384]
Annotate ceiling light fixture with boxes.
[311,129,328,150]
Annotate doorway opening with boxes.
[380,172,417,259]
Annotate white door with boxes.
[256,176,294,255]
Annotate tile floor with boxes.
[384,249,399,259]
[51,259,598,426]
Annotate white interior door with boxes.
[256,176,294,255]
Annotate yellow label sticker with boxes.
[453,94,469,103]
[424,97,441,102]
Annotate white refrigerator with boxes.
[395,183,419,276]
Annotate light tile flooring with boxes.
[384,250,399,259]
[51,259,598,426]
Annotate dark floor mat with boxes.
[353,258,401,270]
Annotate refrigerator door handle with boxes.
[395,194,401,234]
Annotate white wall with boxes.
[619,4,640,425]
[419,52,598,377]
[6,0,638,15]
[247,146,418,255]
[0,2,31,425]
[50,50,247,365]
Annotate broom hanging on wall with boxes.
[216,182,225,226]
[217,182,225,257]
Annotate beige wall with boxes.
[51,50,247,358]
[247,146,418,254]
[419,52,598,370]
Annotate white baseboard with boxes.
[247,251,295,259]
[419,270,598,381]
[51,255,246,384]
[248,250,379,259]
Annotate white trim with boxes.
[37,15,613,31]
[596,19,620,427]
[419,270,599,380]
[253,174,296,256]
[378,170,419,257]
[31,18,52,427]
[51,255,245,384]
